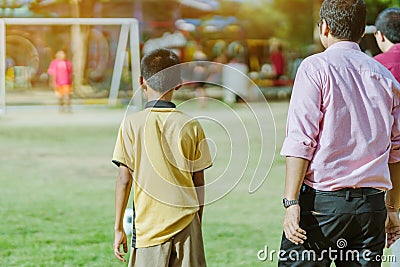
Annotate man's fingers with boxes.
[285,219,298,234]
[283,206,306,245]
[289,230,307,245]
[284,222,297,239]
[286,221,307,238]
[284,223,307,245]
[294,229,307,241]
[289,236,304,245]
[297,227,307,235]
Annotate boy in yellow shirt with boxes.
[112,48,212,267]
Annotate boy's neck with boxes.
[147,95,172,102]
[146,88,174,103]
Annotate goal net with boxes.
[0,18,142,115]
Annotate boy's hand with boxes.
[114,230,128,262]
[385,210,400,248]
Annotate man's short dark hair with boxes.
[375,8,400,44]
[141,48,181,93]
[320,0,366,42]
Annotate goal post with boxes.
[0,19,5,116]
[0,17,142,115]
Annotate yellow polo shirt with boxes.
[112,103,212,248]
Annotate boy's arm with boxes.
[193,170,205,223]
[386,162,400,248]
[114,165,133,262]
[387,162,400,209]
[387,91,400,247]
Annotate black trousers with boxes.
[278,184,386,267]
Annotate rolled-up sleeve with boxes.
[280,60,323,161]
[193,123,213,172]
[389,82,400,163]
[112,119,135,171]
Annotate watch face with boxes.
[283,198,288,208]
[283,198,298,208]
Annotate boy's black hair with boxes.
[375,8,400,44]
[141,48,181,93]
[320,0,366,42]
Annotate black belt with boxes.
[301,184,384,201]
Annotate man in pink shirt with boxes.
[48,50,73,112]
[279,0,400,266]
[374,7,400,83]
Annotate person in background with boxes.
[270,41,285,80]
[48,50,73,113]
[279,0,400,265]
[192,44,208,109]
[374,7,400,83]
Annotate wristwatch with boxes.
[282,198,299,208]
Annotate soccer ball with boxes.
[123,208,134,236]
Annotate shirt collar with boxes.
[145,100,176,109]
[388,43,400,52]
[326,41,361,52]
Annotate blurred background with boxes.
[1,2,400,266]
[1,0,399,105]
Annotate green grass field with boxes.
[0,101,394,266]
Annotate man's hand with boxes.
[283,205,307,245]
[114,230,128,262]
[385,210,400,248]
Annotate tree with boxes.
[272,0,399,50]
[230,0,288,40]
[28,0,97,95]
[271,0,315,48]
[365,0,400,24]
[70,0,95,96]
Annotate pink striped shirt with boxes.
[281,41,400,191]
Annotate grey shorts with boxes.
[128,215,206,267]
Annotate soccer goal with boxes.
[0,17,142,115]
